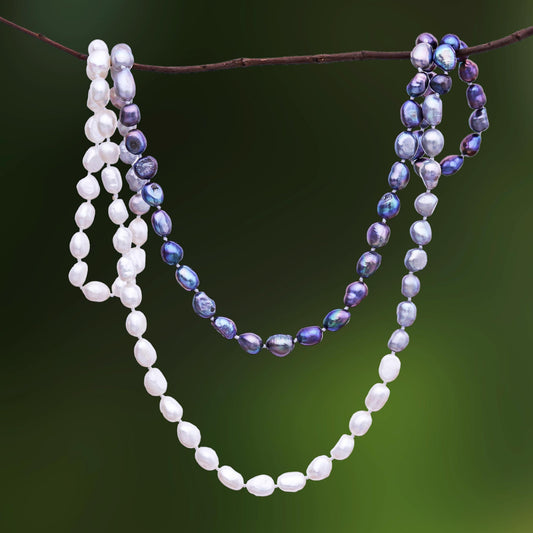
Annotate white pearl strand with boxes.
[70,39,440,497]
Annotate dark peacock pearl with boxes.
[296,326,323,346]
[440,33,461,51]
[406,72,428,98]
[192,291,216,319]
[400,100,422,128]
[176,265,200,291]
[119,103,141,127]
[212,316,238,339]
[460,133,482,157]
[429,74,452,95]
[151,210,172,237]
[366,222,391,248]
[466,84,487,109]
[433,44,457,71]
[343,281,368,308]
[141,182,164,206]
[356,251,382,278]
[377,192,400,219]
[388,161,410,190]
[160,241,183,265]
[238,333,263,355]
[440,155,464,176]
[134,156,158,180]
[323,309,351,332]
[416,32,438,49]
[459,59,479,83]
[266,334,294,357]
[469,108,489,132]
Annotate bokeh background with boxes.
[1,1,532,532]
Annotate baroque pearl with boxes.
[247,475,276,497]
[406,72,428,97]
[307,455,332,481]
[68,261,88,287]
[195,447,219,471]
[110,43,134,70]
[410,42,434,70]
[129,193,150,215]
[365,383,390,412]
[388,161,410,190]
[125,129,147,155]
[356,251,382,278]
[469,108,489,132]
[218,466,244,491]
[419,159,441,190]
[460,133,481,157]
[101,166,122,194]
[277,472,306,493]
[388,329,410,352]
[410,220,432,245]
[151,210,172,237]
[349,410,372,436]
[177,421,201,448]
[379,354,401,383]
[440,155,464,176]
[129,218,148,246]
[323,309,351,331]
[415,192,438,217]
[266,334,294,357]
[466,84,487,109]
[126,310,147,337]
[429,74,452,95]
[422,94,442,125]
[144,367,168,396]
[394,131,418,159]
[160,241,183,265]
[120,103,141,127]
[377,192,400,219]
[176,265,200,291]
[459,59,479,83]
[366,222,391,248]
[212,317,237,339]
[192,291,216,319]
[75,202,95,229]
[238,333,263,355]
[405,248,428,272]
[296,326,323,346]
[70,231,90,259]
[159,395,183,422]
[421,128,444,157]
[397,301,417,327]
[114,68,136,101]
[108,198,128,225]
[134,338,156,366]
[441,33,461,51]
[433,44,457,71]
[400,100,422,129]
[343,281,368,308]
[330,434,354,460]
[134,156,158,180]
[416,32,438,48]
[142,182,164,206]
[402,273,421,298]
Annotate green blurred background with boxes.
[1,1,532,531]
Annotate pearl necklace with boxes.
[68,33,488,496]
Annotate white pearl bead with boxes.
[74,202,96,230]
[68,261,88,287]
[195,447,219,471]
[144,367,167,396]
[177,421,201,449]
[246,475,276,497]
[276,472,306,493]
[134,338,157,367]
[89,78,110,105]
[87,50,110,79]
[349,410,372,436]
[129,193,150,216]
[76,175,100,200]
[330,434,354,460]
[125,310,147,337]
[379,354,401,383]
[82,146,104,173]
[159,395,183,422]
[108,199,128,225]
[82,281,111,302]
[98,141,120,164]
[120,284,142,309]
[306,455,332,481]
[365,383,390,412]
[111,276,126,297]
[96,109,117,138]
[84,116,105,144]
[88,39,108,54]
[69,231,90,259]
[218,466,244,491]
[117,256,136,281]
[112,227,132,254]
[129,218,148,246]
[127,247,146,275]
[85,63,100,81]
[86,94,104,113]
[101,166,122,194]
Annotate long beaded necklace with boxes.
[68,32,488,496]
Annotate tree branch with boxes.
[1,15,532,74]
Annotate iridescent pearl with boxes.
[433,44,457,71]
[469,108,489,132]
[421,128,444,157]
[388,329,409,352]
[394,131,418,160]
[119,140,138,165]
[459,59,479,83]
[440,155,464,176]
[366,222,390,248]
[460,133,481,157]
[415,192,438,217]
[466,84,487,110]
[133,156,158,180]
[422,94,442,126]
[388,162,410,190]
[192,291,216,318]
[141,182,164,206]
[114,68,136,101]
[176,265,200,291]
[344,282,369,310]
[440,33,461,51]
[379,354,401,383]
[125,130,147,155]
[129,192,150,215]
[377,192,400,220]
[266,334,294,357]
[151,210,172,237]
[110,43,134,70]
[126,168,149,192]
[323,309,351,332]
[397,301,417,327]
[238,333,263,355]
[416,32,438,49]
[160,241,183,265]
[405,248,428,272]
[410,220,432,245]
[401,273,421,298]
[419,159,441,190]
[410,42,434,70]
[356,251,382,278]
[413,157,429,177]
[119,103,141,127]
[400,100,422,128]
[429,74,452,95]
[296,326,323,346]
[109,87,127,109]
[212,317,237,339]
[406,72,428,98]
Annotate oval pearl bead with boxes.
[410,42,433,70]
[120,284,142,309]
[119,103,141,127]
[218,466,244,491]
[422,94,442,126]
[400,100,422,128]
[109,87,126,109]
[277,472,307,493]
[160,241,183,265]
[142,182,164,207]
[410,220,432,245]
[365,383,390,412]
[95,109,117,138]
[133,338,157,367]
[127,247,146,275]
[459,59,479,83]
[110,43,134,70]
[126,310,147,337]
[429,74,452,95]
[114,68,136,101]
[151,210,172,237]
[421,129,444,157]
[133,156,158,180]
[405,248,428,272]
[113,227,132,255]
[159,395,183,422]
[192,291,216,319]
[195,447,219,471]
[212,316,238,339]
[402,273,421,298]
[377,192,400,219]
[98,141,120,164]
[177,421,201,448]
[77,175,100,200]
[296,326,323,346]
[129,218,148,246]
[330,434,354,460]
[356,251,382,278]
[266,334,294,357]
[433,44,457,70]
[366,222,391,248]
[88,39,108,54]
[75,202,96,230]
[323,309,351,332]
[126,168,149,192]
[343,281,368,308]
[101,166,122,194]
[108,199,129,225]
[406,72,428,97]
[70,231,90,259]
[388,329,410,352]
[416,32,438,48]
[349,410,372,436]
[440,155,464,176]
[176,265,199,291]
[84,116,104,143]
[306,455,332,481]
[125,129,147,155]
[397,301,417,327]
[247,475,276,497]
[394,131,418,159]
[469,108,489,132]
[388,162,410,190]
[111,277,126,298]
[68,261,88,287]
[379,354,401,383]
[419,159,441,190]
[415,192,438,217]
[237,333,263,355]
[466,84,487,109]
[460,133,481,157]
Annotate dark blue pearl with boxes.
[469,108,489,133]
[377,192,400,220]
[430,74,452,95]
[356,251,382,278]
[238,333,262,355]
[440,33,461,51]
[160,241,183,265]
[459,60,479,83]
[400,100,422,128]
[440,155,464,176]
[366,222,390,248]
[406,72,428,97]
[460,133,482,157]
[343,281,368,308]
[296,326,323,346]
[141,182,164,206]
[416,32,438,49]
[125,130,147,155]
[176,265,200,291]
[388,162,410,190]
[466,84,487,109]
[192,291,216,319]
[119,103,141,127]
[323,309,351,332]
[433,44,457,71]
[151,210,172,237]
[133,156,158,180]
[212,316,237,339]
[266,334,294,357]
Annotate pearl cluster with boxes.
[69,34,487,496]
